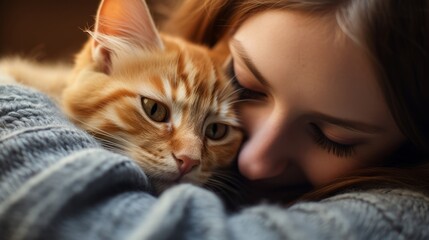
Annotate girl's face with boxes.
[229,11,405,188]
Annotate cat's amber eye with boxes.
[205,123,229,140]
[141,97,169,122]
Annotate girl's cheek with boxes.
[238,104,266,137]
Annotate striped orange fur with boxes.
[0,0,243,193]
[65,34,242,192]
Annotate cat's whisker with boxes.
[225,73,238,90]
[89,130,128,149]
[223,74,268,105]
[88,129,123,144]
[206,179,237,193]
[211,170,243,183]
[95,112,161,156]
[212,175,243,187]
[71,120,137,155]
[131,145,161,162]
[209,171,248,197]
[208,171,244,190]
[5,0,245,197]
[95,138,120,148]
[204,184,232,202]
[204,178,245,205]
[221,78,242,101]
[93,137,130,155]
[68,113,142,151]
[67,115,118,139]
[68,114,161,164]
[212,168,240,177]
[102,145,128,156]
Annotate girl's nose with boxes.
[238,116,291,180]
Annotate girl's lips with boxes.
[248,177,311,190]
[240,161,311,188]
[241,178,314,204]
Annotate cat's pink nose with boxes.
[175,155,200,175]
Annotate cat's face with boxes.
[62,36,242,192]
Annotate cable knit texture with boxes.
[1,85,429,240]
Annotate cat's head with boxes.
[62,0,243,193]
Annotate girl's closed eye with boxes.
[226,60,267,100]
[309,123,357,158]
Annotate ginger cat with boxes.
[0,0,242,193]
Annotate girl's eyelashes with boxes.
[225,58,356,158]
[309,123,356,158]
[233,78,267,100]
[226,60,267,100]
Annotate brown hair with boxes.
[164,0,429,201]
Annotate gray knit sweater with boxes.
[1,85,429,240]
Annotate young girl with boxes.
[165,0,429,202]
[0,0,428,239]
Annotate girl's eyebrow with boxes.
[230,39,271,89]
[230,39,382,134]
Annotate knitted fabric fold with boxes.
[1,85,428,240]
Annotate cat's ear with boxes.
[91,0,163,73]
[211,38,232,68]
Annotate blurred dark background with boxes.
[0,0,99,61]
[0,0,179,62]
